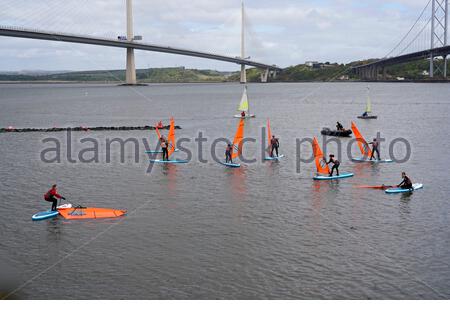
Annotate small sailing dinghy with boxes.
[233,86,255,118]
[350,122,392,163]
[150,117,188,164]
[220,118,245,167]
[312,137,353,180]
[385,183,423,194]
[264,119,284,161]
[357,86,378,119]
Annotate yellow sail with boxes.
[237,86,249,112]
[366,95,372,113]
[365,86,372,113]
[231,118,245,159]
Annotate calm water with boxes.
[0,82,449,299]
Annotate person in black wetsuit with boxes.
[362,111,368,117]
[397,172,413,189]
[369,138,381,160]
[326,154,340,177]
[336,122,344,131]
[160,136,168,161]
[225,144,233,163]
[270,135,280,157]
[44,184,66,211]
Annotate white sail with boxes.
[365,86,372,113]
[237,86,249,112]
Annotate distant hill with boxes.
[0,60,444,83]
[0,67,235,83]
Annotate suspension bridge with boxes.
[353,0,449,80]
[0,0,280,84]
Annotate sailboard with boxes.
[145,123,179,154]
[58,206,127,220]
[220,118,245,168]
[385,183,423,194]
[264,119,284,161]
[234,86,255,118]
[350,122,392,163]
[150,118,188,164]
[312,137,353,180]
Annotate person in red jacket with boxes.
[44,184,65,211]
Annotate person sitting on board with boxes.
[160,136,169,161]
[325,154,340,177]
[225,144,233,163]
[336,122,344,131]
[270,135,280,157]
[362,111,368,117]
[241,111,246,118]
[369,138,381,160]
[397,172,413,189]
[44,184,66,212]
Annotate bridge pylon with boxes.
[125,0,137,85]
[430,0,448,78]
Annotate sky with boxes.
[0,0,433,72]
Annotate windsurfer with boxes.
[225,144,233,163]
[397,172,413,189]
[44,184,65,211]
[160,136,169,161]
[270,135,280,157]
[369,138,381,160]
[325,154,340,177]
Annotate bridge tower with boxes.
[126,0,137,85]
[430,0,448,78]
[240,1,247,84]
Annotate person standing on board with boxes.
[241,111,246,118]
[397,172,413,189]
[325,154,340,177]
[225,144,233,164]
[336,122,344,131]
[44,184,65,212]
[369,138,381,160]
[160,136,169,161]
[270,135,280,157]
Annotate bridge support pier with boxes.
[240,65,247,83]
[126,48,137,85]
[125,0,137,85]
[444,54,448,78]
[261,68,269,83]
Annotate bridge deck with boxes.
[0,26,281,71]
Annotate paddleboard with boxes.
[233,114,255,118]
[385,183,423,194]
[149,159,188,164]
[264,154,285,161]
[220,162,241,168]
[58,207,127,220]
[352,157,393,163]
[313,172,354,180]
[145,148,179,154]
[32,210,58,221]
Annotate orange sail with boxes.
[155,125,162,140]
[167,117,176,157]
[267,119,272,153]
[351,121,372,158]
[58,207,127,220]
[232,118,245,159]
[312,137,330,175]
